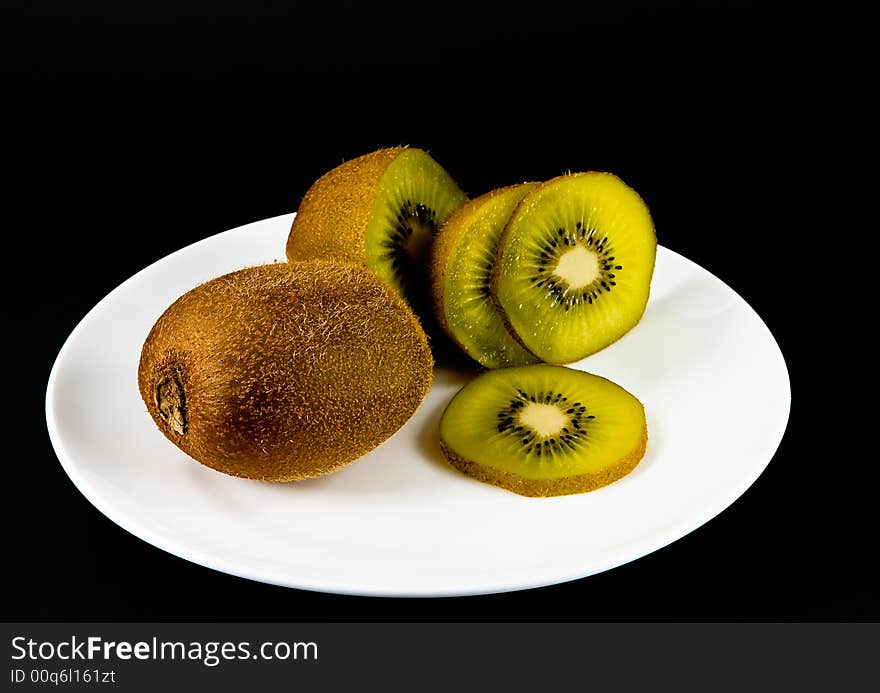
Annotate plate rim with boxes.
[45,212,792,597]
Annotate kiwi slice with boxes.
[431,183,541,368]
[493,172,657,364]
[286,147,468,317]
[138,261,433,482]
[439,364,647,497]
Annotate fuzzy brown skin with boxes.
[138,261,433,482]
[440,427,648,497]
[286,147,403,265]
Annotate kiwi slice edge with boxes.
[431,182,540,368]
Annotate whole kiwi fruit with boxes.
[138,261,433,481]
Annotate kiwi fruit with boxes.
[138,261,433,481]
[492,172,657,364]
[285,146,468,318]
[431,183,541,369]
[439,364,647,497]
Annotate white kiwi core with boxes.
[553,245,600,289]
[517,402,568,438]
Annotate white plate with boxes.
[46,213,790,597]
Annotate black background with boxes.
[4,2,874,621]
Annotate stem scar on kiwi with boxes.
[155,370,187,436]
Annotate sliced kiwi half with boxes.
[439,364,647,497]
[286,147,468,318]
[493,172,657,364]
[431,183,541,368]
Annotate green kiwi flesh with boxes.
[439,364,647,497]
[493,172,657,364]
[431,183,540,368]
[366,149,468,313]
